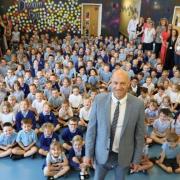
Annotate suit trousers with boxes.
[94,151,128,180]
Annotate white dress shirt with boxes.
[111,93,127,153]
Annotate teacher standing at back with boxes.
[85,69,145,180]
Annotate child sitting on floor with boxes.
[58,100,73,127]
[0,122,17,157]
[39,123,59,157]
[39,102,60,132]
[11,119,38,160]
[43,141,70,180]
[69,135,89,180]
[150,108,171,144]
[130,137,153,174]
[156,132,180,173]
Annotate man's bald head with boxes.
[111,69,130,99]
[112,70,130,82]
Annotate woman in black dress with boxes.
[135,17,144,45]
[164,29,179,70]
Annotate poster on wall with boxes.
[119,0,141,36]
[4,0,81,33]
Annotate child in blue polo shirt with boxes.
[39,102,60,132]
[150,108,171,144]
[39,123,59,157]
[156,132,180,173]
[61,117,83,151]
[11,119,38,160]
[0,122,17,158]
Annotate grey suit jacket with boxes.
[85,92,145,167]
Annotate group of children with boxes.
[0,17,180,179]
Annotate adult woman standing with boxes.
[142,20,156,53]
[160,24,172,65]
[154,18,168,58]
[135,17,144,45]
[164,29,178,70]
[174,35,180,66]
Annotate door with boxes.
[81,4,102,37]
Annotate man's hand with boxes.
[83,157,93,167]
[131,163,141,172]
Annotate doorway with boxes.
[81,3,102,37]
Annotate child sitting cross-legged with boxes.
[156,132,180,173]
[39,123,59,157]
[150,108,172,144]
[0,122,17,158]
[130,137,153,174]
[58,100,73,127]
[43,141,70,180]
[69,135,89,180]
[11,119,38,160]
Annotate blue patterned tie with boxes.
[110,101,120,150]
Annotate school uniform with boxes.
[32,99,46,114]
[12,90,24,103]
[24,77,33,86]
[52,82,60,92]
[69,94,83,108]
[20,83,30,98]
[61,128,83,144]
[79,107,91,123]
[88,76,99,86]
[5,75,17,88]
[39,133,59,151]
[15,110,36,131]
[145,108,159,119]
[39,112,58,127]
[153,119,171,134]
[161,142,180,171]
[48,96,64,109]
[16,129,37,147]
[0,132,17,146]
[99,71,112,83]
[27,93,36,103]
[69,145,85,169]
[58,107,73,120]
[43,152,67,169]
[0,112,15,125]
[60,86,71,99]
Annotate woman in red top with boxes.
[160,24,172,65]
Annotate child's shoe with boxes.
[10,154,24,160]
[79,172,85,180]
[47,176,54,180]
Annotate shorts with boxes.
[163,158,179,171]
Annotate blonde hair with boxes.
[43,102,51,108]
[41,122,54,132]
[72,135,83,145]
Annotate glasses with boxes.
[69,123,77,126]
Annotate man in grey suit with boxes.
[84,70,145,180]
